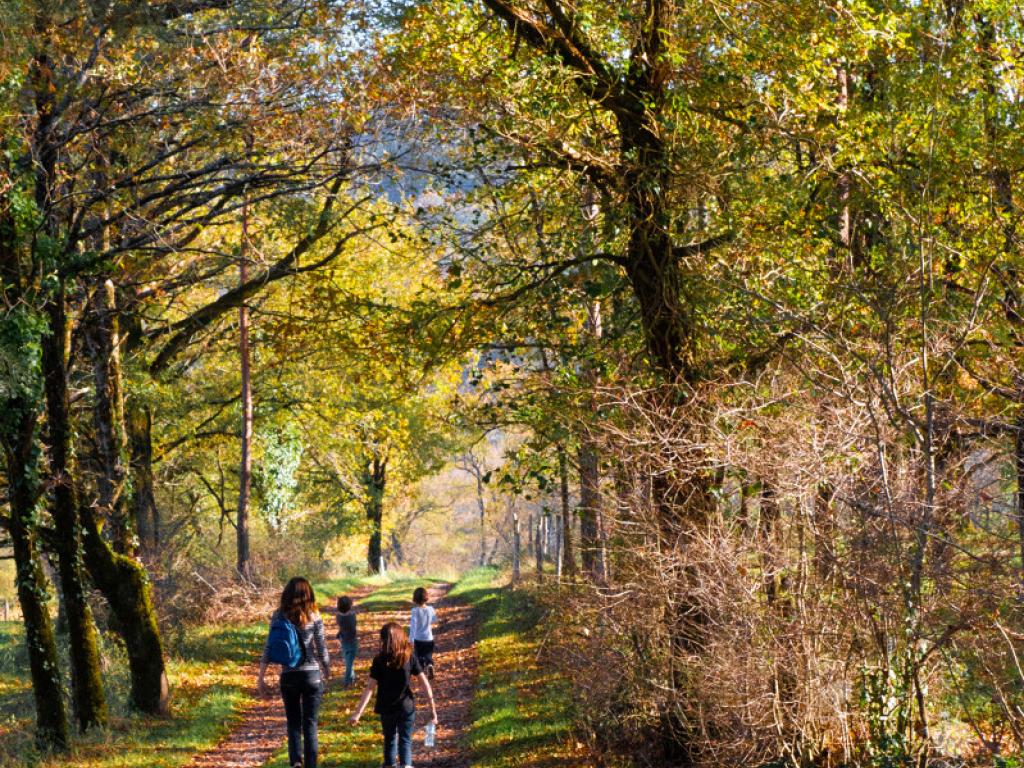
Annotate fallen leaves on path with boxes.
[185,583,480,768]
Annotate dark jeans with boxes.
[280,668,323,768]
[380,708,415,767]
[413,639,434,670]
[341,640,358,685]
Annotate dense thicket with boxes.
[379,0,1024,765]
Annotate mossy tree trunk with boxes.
[81,281,169,714]
[2,412,70,751]
[121,310,160,557]
[40,290,108,732]
[83,282,132,552]
[78,517,169,714]
[24,18,107,733]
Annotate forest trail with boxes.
[186,582,478,768]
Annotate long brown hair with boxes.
[280,577,317,627]
[378,621,412,669]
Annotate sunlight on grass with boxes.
[0,638,250,768]
[451,568,588,768]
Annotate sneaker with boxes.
[427,664,435,680]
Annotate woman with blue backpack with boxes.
[257,576,330,768]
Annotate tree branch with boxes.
[479,0,629,114]
[671,231,735,260]
[147,183,370,373]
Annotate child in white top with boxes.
[409,586,437,679]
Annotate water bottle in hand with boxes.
[424,722,436,748]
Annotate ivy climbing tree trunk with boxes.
[3,413,70,751]
[40,289,108,732]
[0,67,68,752]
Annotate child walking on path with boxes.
[409,587,437,679]
[350,622,439,768]
[336,595,358,687]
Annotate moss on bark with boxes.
[3,416,71,751]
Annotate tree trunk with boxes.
[128,403,159,555]
[41,292,108,732]
[619,102,688,380]
[476,471,487,567]
[0,162,69,751]
[236,188,253,581]
[554,507,563,581]
[578,441,604,581]
[3,418,71,751]
[812,483,836,585]
[558,446,576,580]
[978,16,1024,596]
[81,282,169,715]
[535,515,543,577]
[365,454,387,574]
[389,530,405,566]
[79,508,170,714]
[85,282,132,553]
[836,65,853,262]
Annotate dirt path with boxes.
[186,586,375,768]
[412,585,478,768]
[186,583,479,768]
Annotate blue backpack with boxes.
[266,615,306,667]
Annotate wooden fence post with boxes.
[512,511,521,584]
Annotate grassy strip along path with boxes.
[451,568,590,768]
[0,620,256,768]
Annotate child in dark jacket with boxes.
[336,595,358,687]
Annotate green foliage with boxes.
[0,305,45,429]
[254,426,304,533]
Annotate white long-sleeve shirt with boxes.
[409,605,437,642]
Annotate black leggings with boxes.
[280,669,323,768]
